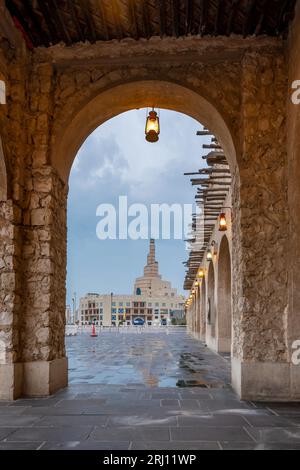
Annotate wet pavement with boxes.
[1,327,300,450]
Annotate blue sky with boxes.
[66,109,209,306]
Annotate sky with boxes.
[66,109,209,306]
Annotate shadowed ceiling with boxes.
[5,0,297,49]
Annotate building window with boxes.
[119,308,124,313]
[112,308,117,314]
[126,302,130,307]
[119,302,123,306]
[112,302,116,306]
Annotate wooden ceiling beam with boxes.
[243,0,256,37]
[67,0,85,43]
[22,0,50,46]
[50,0,72,45]
[185,0,193,35]
[199,0,207,36]
[214,0,221,36]
[129,0,139,39]
[77,0,97,43]
[97,0,109,41]
[36,0,59,45]
[255,0,269,35]
[112,0,123,40]
[158,0,166,37]
[172,0,180,37]
[226,0,239,36]
[141,0,151,39]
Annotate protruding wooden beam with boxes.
[37,0,59,45]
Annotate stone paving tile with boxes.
[179,399,202,410]
[170,426,254,442]
[35,415,108,427]
[160,399,180,407]
[21,407,86,416]
[243,414,300,428]
[6,426,94,442]
[11,398,62,407]
[245,427,300,444]
[0,442,43,450]
[0,415,43,427]
[107,414,178,427]
[1,330,300,450]
[220,441,300,450]
[0,407,30,415]
[177,414,248,427]
[40,441,131,450]
[0,428,18,440]
[130,441,220,450]
[91,426,170,442]
[54,399,107,409]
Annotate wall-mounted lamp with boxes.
[206,249,213,262]
[218,207,232,232]
[198,268,204,279]
[218,213,227,232]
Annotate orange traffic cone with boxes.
[90,323,98,337]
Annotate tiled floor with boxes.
[1,327,300,450]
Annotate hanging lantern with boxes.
[206,249,213,262]
[195,281,199,287]
[218,212,228,232]
[145,108,160,143]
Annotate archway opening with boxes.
[51,79,237,394]
[217,235,232,354]
[206,262,216,349]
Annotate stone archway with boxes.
[0,44,295,400]
[217,235,232,354]
[50,80,238,183]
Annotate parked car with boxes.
[133,318,145,326]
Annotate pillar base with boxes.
[0,363,23,400]
[23,357,68,397]
[232,357,300,401]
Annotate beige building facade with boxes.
[79,240,185,327]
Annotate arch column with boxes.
[20,166,68,396]
[231,49,293,400]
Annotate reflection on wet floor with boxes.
[66,327,231,389]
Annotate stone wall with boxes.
[0,30,298,399]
